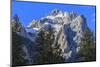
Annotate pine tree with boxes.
[12,32,27,66]
[77,28,96,61]
[35,26,64,64]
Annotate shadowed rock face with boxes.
[12,9,88,65]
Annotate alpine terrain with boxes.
[11,9,96,66]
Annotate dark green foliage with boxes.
[12,31,27,66]
[77,28,96,62]
[35,27,64,64]
[12,31,36,66]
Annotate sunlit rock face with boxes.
[27,9,88,62]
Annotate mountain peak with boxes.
[26,9,89,61]
[70,11,77,20]
[13,14,20,23]
[50,8,62,16]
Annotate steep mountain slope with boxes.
[27,9,88,62]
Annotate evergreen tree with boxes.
[77,28,96,61]
[12,32,27,66]
[35,26,64,64]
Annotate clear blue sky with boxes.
[12,1,96,34]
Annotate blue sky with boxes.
[12,1,96,34]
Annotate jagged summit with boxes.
[27,9,85,31]
[50,8,62,16]
[11,15,26,34]
[70,11,77,20]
